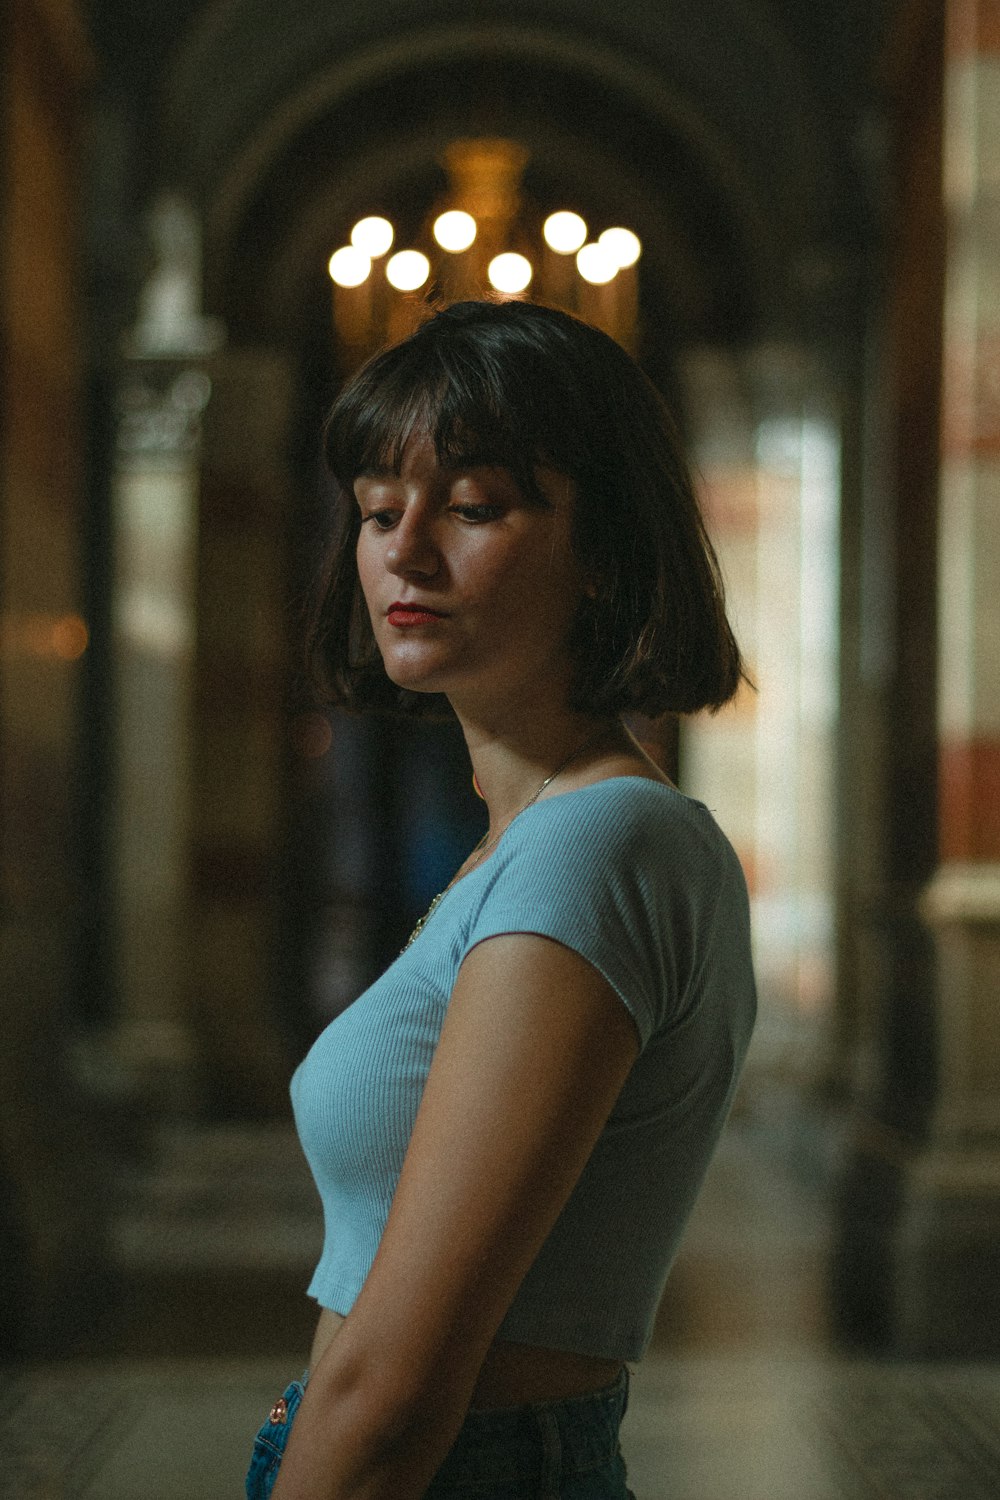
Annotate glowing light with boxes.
[433,210,477,252]
[576,242,618,285]
[0,611,88,661]
[598,227,642,268]
[292,711,334,759]
[488,253,533,295]
[385,250,431,291]
[543,211,587,254]
[350,216,394,258]
[51,614,89,661]
[328,246,372,287]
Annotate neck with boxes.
[457,706,622,832]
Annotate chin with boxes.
[380,657,451,696]
[388,677,444,697]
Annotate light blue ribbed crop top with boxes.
[291,777,756,1361]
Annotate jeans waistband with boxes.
[426,1367,630,1491]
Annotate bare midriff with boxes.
[308,1306,622,1409]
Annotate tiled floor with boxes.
[626,1356,1000,1499]
[7,1344,1000,1494]
[5,1352,1000,1499]
[4,1114,1000,1498]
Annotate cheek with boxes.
[496,558,585,643]
[526,537,586,606]
[354,540,379,613]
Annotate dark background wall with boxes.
[4,0,964,1361]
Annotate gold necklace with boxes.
[402,724,611,951]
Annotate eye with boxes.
[449,503,505,523]
[354,474,400,530]
[361,509,400,531]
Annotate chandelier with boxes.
[327,139,642,365]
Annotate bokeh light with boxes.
[433,210,477,252]
[51,614,89,661]
[292,711,334,759]
[0,611,89,661]
[488,252,533,294]
[543,212,588,254]
[598,227,642,268]
[350,216,394,258]
[576,242,619,285]
[328,245,372,287]
[385,250,431,291]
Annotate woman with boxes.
[248,299,756,1500]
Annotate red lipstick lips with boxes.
[387,602,447,627]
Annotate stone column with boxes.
[110,358,212,1107]
[680,347,841,1075]
[898,0,1000,1354]
[186,348,297,1117]
[0,0,99,1353]
[829,0,944,1352]
[107,194,225,1108]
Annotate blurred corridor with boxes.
[4,1109,1000,1496]
[3,0,1000,1493]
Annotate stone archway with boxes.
[140,1,880,1144]
[163,1,844,311]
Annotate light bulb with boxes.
[576,242,618,285]
[328,246,372,287]
[350,216,394,258]
[543,211,588,254]
[488,253,532,295]
[598,227,641,268]
[385,250,430,291]
[433,210,477,252]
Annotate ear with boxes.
[583,578,600,600]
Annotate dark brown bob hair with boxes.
[308,299,746,717]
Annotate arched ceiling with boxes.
[84,0,889,354]
[214,35,764,350]
[163,1,847,229]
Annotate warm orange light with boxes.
[598,227,642,268]
[488,253,532,294]
[543,212,587,254]
[386,250,431,291]
[433,211,477,252]
[328,246,372,287]
[51,614,89,660]
[576,243,618,285]
[0,611,88,661]
[350,217,394,258]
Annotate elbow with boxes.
[358,1379,457,1464]
[307,1341,468,1476]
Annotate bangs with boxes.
[310,300,747,719]
[324,320,564,502]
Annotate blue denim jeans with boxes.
[246,1368,636,1499]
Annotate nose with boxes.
[384,509,440,579]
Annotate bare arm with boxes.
[270,932,640,1500]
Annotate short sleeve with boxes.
[461,780,732,1048]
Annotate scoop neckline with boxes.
[477,774,690,866]
[518,772,684,812]
[407,776,690,944]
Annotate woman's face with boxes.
[354,431,587,715]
